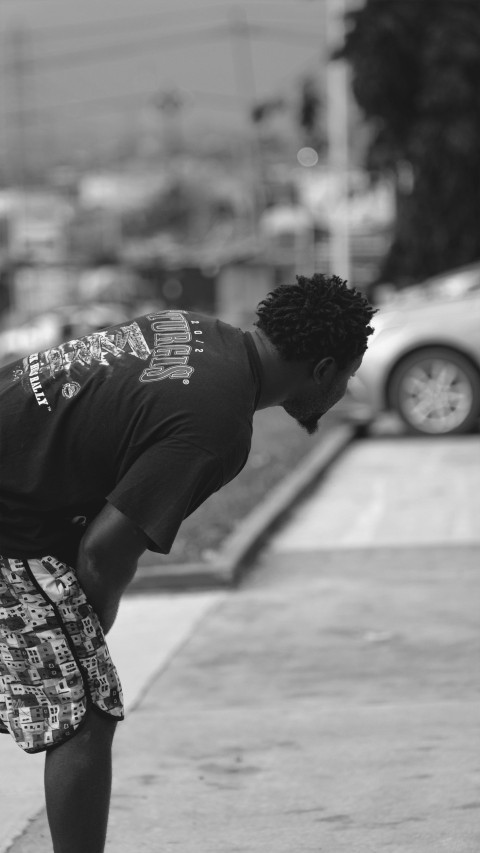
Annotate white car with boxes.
[339,264,480,436]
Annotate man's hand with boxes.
[76,503,149,634]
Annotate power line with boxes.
[12,2,326,40]
[1,24,231,73]
[2,87,249,129]
[2,48,324,124]
[0,22,321,75]
[2,43,324,128]
[32,14,323,44]
[0,6,325,172]
[27,5,237,42]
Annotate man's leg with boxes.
[44,708,117,853]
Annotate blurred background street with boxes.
[0,0,392,351]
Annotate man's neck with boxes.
[248,328,308,410]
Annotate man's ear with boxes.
[312,357,336,385]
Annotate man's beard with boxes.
[283,400,322,435]
[296,414,321,435]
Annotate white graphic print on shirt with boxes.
[139,311,196,383]
[12,312,203,408]
[15,321,151,409]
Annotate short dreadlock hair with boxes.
[255,273,377,369]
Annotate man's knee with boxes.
[76,709,117,747]
[47,709,117,763]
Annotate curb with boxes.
[127,424,357,593]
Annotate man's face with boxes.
[283,355,363,435]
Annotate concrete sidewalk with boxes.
[7,435,480,852]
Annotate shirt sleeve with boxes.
[106,439,223,553]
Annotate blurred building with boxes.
[0,190,74,264]
[0,189,78,316]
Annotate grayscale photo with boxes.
[0,0,479,851]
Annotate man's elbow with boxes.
[81,503,149,565]
[78,533,137,581]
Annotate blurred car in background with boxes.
[0,302,131,367]
[339,263,480,436]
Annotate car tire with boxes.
[388,347,480,436]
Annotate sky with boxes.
[0,0,343,172]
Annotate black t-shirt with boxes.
[0,310,262,563]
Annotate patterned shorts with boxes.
[0,555,124,753]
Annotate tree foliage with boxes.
[337,0,480,286]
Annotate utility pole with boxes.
[5,23,32,186]
[324,0,351,282]
[229,6,257,108]
[228,6,265,228]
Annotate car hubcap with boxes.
[400,358,473,433]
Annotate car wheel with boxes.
[388,347,480,435]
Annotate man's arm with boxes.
[76,502,149,634]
